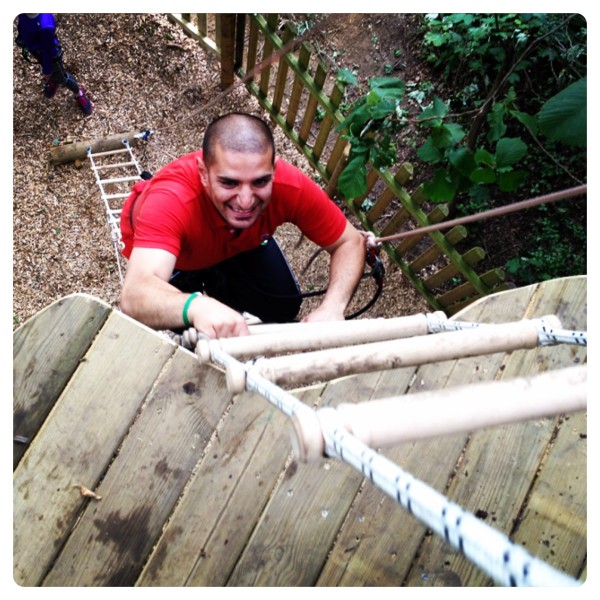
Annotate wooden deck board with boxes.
[13,277,587,587]
[226,372,382,586]
[511,410,587,574]
[402,275,587,587]
[13,307,176,586]
[13,294,111,468]
[318,275,538,586]
[137,384,324,586]
[43,347,232,586]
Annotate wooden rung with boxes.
[89,148,131,158]
[291,365,586,461]
[102,193,131,200]
[196,312,448,361]
[94,162,137,170]
[99,176,141,185]
[228,316,563,390]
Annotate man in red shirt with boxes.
[120,112,365,338]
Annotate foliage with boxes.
[335,12,586,285]
[505,205,586,284]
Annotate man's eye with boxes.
[220,180,237,188]
[253,178,271,187]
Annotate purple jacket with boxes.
[17,14,61,76]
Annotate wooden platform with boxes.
[13,276,587,587]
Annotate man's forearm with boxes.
[322,241,365,311]
[121,276,193,330]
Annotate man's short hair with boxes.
[203,112,275,166]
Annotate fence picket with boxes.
[424,246,486,290]
[409,226,468,273]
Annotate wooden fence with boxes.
[167,13,512,314]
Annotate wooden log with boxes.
[48,130,146,165]
[245,316,562,389]
[196,312,447,361]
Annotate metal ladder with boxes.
[87,139,145,284]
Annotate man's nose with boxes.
[237,185,254,209]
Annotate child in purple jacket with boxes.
[16,13,93,115]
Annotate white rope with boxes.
[428,314,588,346]
[204,345,580,587]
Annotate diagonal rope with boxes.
[372,184,587,245]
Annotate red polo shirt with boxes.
[120,151,347,270]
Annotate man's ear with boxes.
[197,156,209,186]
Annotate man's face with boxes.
[198,144,274,230]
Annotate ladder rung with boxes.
[94,161,137,170]
[102,193,131,200]
[99,175,141,184]
[89,148,130,158]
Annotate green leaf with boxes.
[448,147,476,177]
[495,137,527,168]
[512,110,538,136]
[537,77,587,147]
[445,123,466,145]
[469,167,496,184]
[419,97,449,127]
[369,77,406,91]
[366,98,396,120]
[370,143,397,169]
[423,168,458,202]
[338,156,367,199]
[498,169,527,192]
[429,123,465,149]
[474,147,495,167]
[417,137,443,163]
[336,68,358,86]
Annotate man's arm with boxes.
[301,221,365,323]
[120,247,249,338]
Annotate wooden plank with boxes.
[402,277,587,586]
[245,16,259,78]
[219,14,236,89]
[437,268,505,308]
[512,410,587,577]
[13,294,111,468]
[317,280,539,585]
[424,246,485,290]
[137,385,325,586]
[298,61,327,143]
[285,43,312,130]
[271,23,294,114]
[259,14,279,98]
[226,372,384,586]
[409,226,469,272]
[43,351,232,586]
[13,310,176,586]
[312,82,344,160]
[365,164,413,220]
[234,14,246,70]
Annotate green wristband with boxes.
[182,292,200,328]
